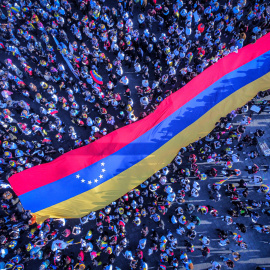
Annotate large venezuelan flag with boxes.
[9,33,270,222]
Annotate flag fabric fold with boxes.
[8,33,270,223]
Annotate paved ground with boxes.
[177,97,270,270]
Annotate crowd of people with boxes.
[0,0,270,269]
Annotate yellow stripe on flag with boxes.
[34,72,270,223]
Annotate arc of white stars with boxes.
[101,162,105,166]
[102,169,106,173]
[88,180,92,185]
[76,174,80,179]
[81,179,85,183]
[94,179,98,183]
[99,174,103,179]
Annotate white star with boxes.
[94,179,98,183]
[76,174,80,179]
[102,169,106,173]
[101,162,105,166]
[99,174,103,179]
[81,179,85,183]
[88,180,92,185]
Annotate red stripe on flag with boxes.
[8,33,270,196]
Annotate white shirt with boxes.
[0,184,11,189]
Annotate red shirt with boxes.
[198,23,205,33]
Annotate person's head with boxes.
[226,260,234,268]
